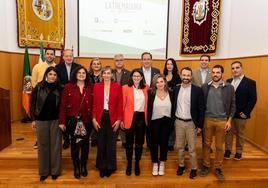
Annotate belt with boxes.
[178,118,192,122]
[103,109,109,113]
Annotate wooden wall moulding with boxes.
[16,0,65,49]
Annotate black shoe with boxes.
[215,168,225,181]
[100,170,106,178]
[63,141,70,149]
[176,166,185,176]
[91,140,97,147]
[106,169,112,177]
[224,150,231,159]
[189,169,197,179]
[74,160,80,179]
[81,162,88,177]
[135,161,140,176]
[126,163,132,176]
[168,145,174,151]
[234,153,242,160]
[40,175,48,182]
[199,166,209,177]
[52,175,59,180]
[184,144,189,151]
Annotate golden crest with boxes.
[32,0,53,21]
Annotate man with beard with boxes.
[172,67,205,179]
[199,65,236,181]
[224,61,257,160]
[32,48,56,88]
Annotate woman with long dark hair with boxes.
[163,58,181,151]
[59,66,93,179]
[92,66,123,178]
[31,67,62,182]
[121,69,149,176]
[148,74,173,176]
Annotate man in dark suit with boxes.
[224,61,257,160]
[113,54,130,148]
[172,67,205,179]
[140,52,160,87]
[55,49,80,149]
[55,49,80,85]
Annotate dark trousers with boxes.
[67,117,92,164]
[63,125,70,143]
[96,111,118,171]
[125,112,146,162]
[149,116,171,163]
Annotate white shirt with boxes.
[143,67,152,87]
[231,75,244,91]
[152,94,171,120]
[176,85,192,119]
[104,90,109,110]
[134,87,145,112]
[200,68,209,84]
[65,63,72,80]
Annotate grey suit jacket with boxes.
[192,69,212,87]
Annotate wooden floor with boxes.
[0,122,268,188]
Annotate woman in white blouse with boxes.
[148,74,173,176]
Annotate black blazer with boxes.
[227,76,257,119]
[113,68,131,86]
[172,84,205,129]
[55,62,80,85]
[167,74,182,91]
[141,67,160,86]
[147,89,173,126]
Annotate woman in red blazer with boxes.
[59,66,93,179]
[121,69,148,176]
[92,66,123,178]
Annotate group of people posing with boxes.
[30,49,257,182]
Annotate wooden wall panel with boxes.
[0,51,267,150]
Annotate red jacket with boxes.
[122,85,148,129]
[59,82,93,125]
[93,81,123,126]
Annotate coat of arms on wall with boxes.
[180,0,221,56]
[16,0,65,49]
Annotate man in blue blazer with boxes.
[140,52,160,87]
[172,67,205,179]
[55,49,80,149]
[224,61,257,160]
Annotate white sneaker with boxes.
[152,163,158,176]
[158,161,165,176]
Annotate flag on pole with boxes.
[22,45,32,117]
[38,42,45,63]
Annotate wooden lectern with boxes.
[0,88,11,151]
